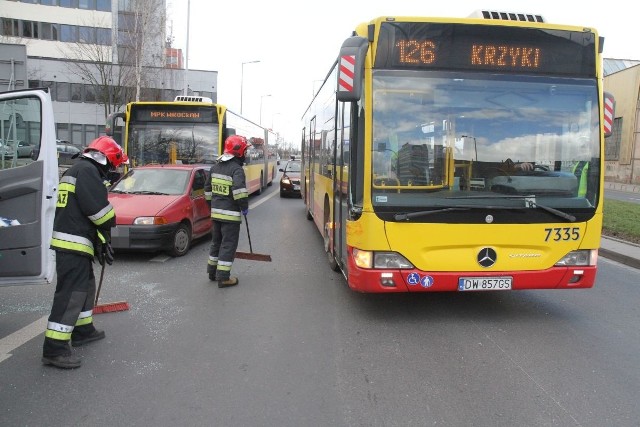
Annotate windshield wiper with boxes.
[445,194,576,222]
[394,207,471,221]
[524,198,576,222]
[109,189,128,193]
[131,190,167,195]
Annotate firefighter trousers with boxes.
[43,251,98,357]
[208,220,241,281]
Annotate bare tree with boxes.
[119,0,166,101]
[61,40,135,118]
[60,0,166,118]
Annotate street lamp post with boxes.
[260,94,271,126]
[240,60,260,115]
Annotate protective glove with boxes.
[104,242,114,265]
[95,241,105,266]
[241,208,248,216]
[95,242,114,266]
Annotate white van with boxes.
[0,88,59,286]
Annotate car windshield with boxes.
[285,161,301,173]
[111,168,190,195]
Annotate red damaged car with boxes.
[108,164,212,257]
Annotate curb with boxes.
[599,248,640,269]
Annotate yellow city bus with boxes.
[302,11,615,293]
[106,96,277,195]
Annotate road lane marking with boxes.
[0,315,47,364]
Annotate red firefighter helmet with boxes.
[223,135,250,158]
[83,136,129,168]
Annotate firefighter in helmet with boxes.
[204,135,250,288]
[42,136,128,369]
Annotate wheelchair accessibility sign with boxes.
[407,272,434,288]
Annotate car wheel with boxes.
[280,191,285,198]
[169,223,191,257]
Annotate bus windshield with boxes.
[127,122,219,167]
[371,71,600,209]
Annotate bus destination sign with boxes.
[375,22,596,76]
[131,105,217,123]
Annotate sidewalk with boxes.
[600,181,640,269]
[600,236,640,269]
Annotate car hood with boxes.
[108,193,180,224]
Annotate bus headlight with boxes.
[352,249,413,269]
[555,250,593,266]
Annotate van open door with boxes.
[0,89,58,286]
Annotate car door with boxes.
[0,89,58,286]
[190,168,211,235]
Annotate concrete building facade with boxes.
[0,0,217,147]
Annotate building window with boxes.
[57,123,70,141]
[79,26,96,44]
[605,117,622,161]
[72,124,83,145]
[79,0,95,9]
[60,25,76,42]
[40,0,58,5]
[84,125,97,146]
[1,19,19,37]
[96,0,111,11]
[22,20,38,38]
[96,28,111,45]
[29,80,40,88]
[70,83,83,102]
[56,82,70,102]
[84,84,96,103]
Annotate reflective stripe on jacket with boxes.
[205,157,249,222]
[50,158,116,257]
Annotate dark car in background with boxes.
[56,141,82,165]
[279,160,301,198]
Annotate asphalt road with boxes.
[1,181,639,426]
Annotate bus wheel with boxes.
[267,168,274,186]
[257,172,263,195]
[324,220,339,272]
[169,223,191,257]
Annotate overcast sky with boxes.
[167,0,638,147]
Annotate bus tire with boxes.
[267,167,274,186]
[256,172,263,195]
[324,200,339,272]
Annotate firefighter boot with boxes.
[217,277,239,288]
[42,353,82,369]
[207,265,217,282]
[42,337,81,369]
[71,324,105,347]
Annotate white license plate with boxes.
[458,276,512,291]
[293,185,300,190]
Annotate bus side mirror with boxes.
[336,36,369,102]
[603,92,615,138]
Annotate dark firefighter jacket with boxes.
[205,157,249,222]
[50,158,116,258]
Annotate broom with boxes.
[93,262,130,314]
[235,212,272,262]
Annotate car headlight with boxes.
[352,249,414,269]
[134,216,168,225]
[555,250,594,266]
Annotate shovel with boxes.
[235,212,272,262]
